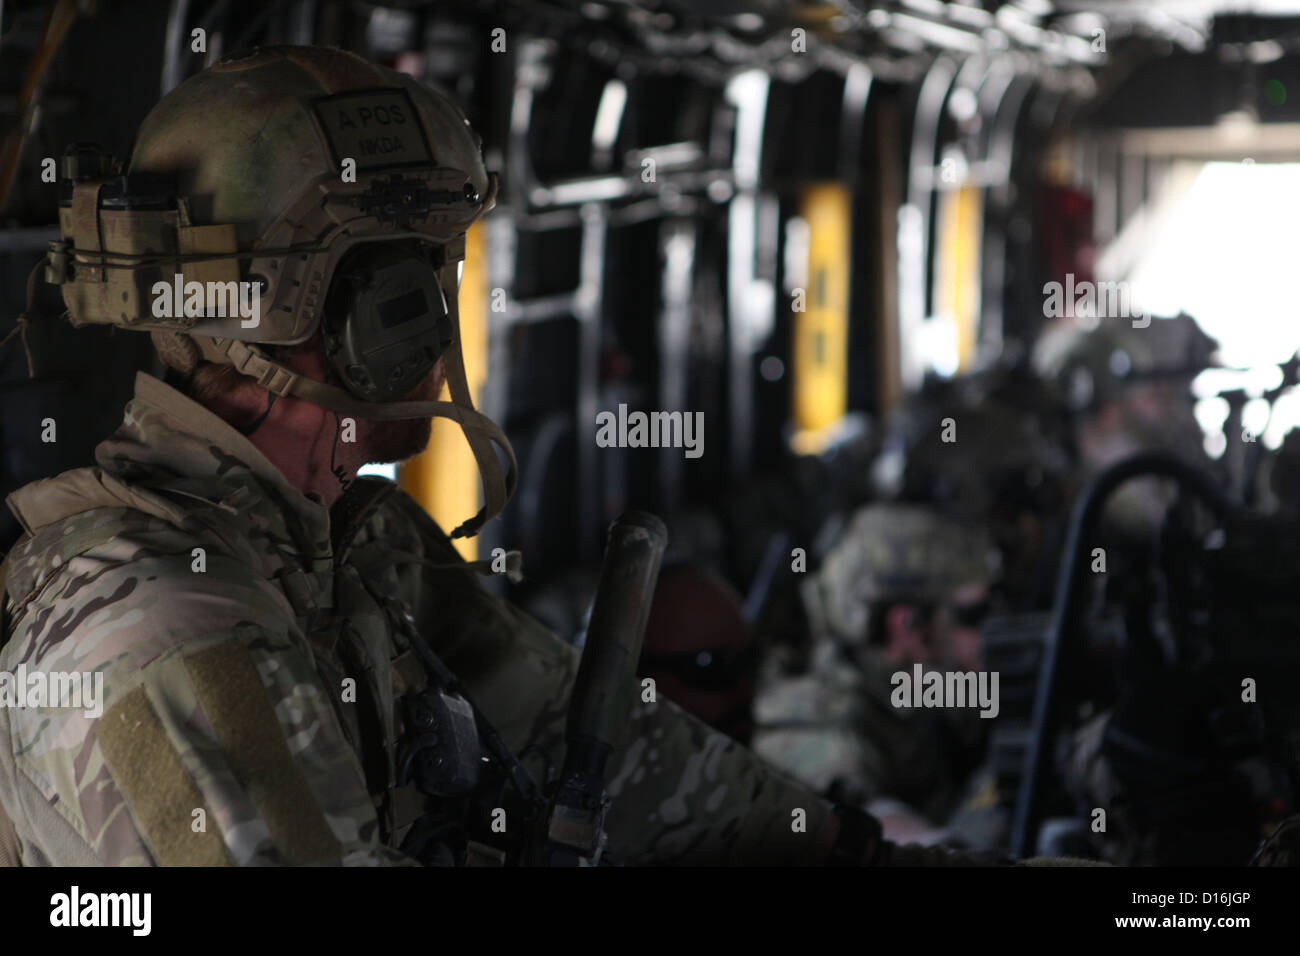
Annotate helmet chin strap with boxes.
[191,278,516,540]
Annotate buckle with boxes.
[44,241,71,285]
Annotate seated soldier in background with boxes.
[751,503,999,844]
[1031,313,1219,541]
[875,381,1072,613]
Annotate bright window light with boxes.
[1127,161,1300,369]
[1119,160,1300,447]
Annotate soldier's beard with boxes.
[358,364,442,464]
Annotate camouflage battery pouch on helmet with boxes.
[48,149,243,331]
[45,142,490,343]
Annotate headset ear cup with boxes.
[321,242,453,401]
[151,329,201,374]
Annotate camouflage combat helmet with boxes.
[803,503,997,647]
[1032,314,1218,415]
[877,384,1069,525]
[33,45,513,538]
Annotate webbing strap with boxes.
[69,182,106,281]
[194,302,517,539]
[435,266,512,538]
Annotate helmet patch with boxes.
[311,87,434,171]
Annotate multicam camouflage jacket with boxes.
[752,642,985,823]
[0,372,835,866]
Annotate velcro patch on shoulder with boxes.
[183,640,342,865]
[311,87,434,171]
[98,686,234,866]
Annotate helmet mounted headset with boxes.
[15,45,515,539]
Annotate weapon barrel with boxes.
[545,511,667,858]
[565,510,668,774]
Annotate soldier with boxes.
[875,379,1072,612]
[0,45,977,867]
[1031,313,1219,540]
[751,503,999,836]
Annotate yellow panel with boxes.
[791,182,850,455]
[933,184,983,372]
[399,224,487,560]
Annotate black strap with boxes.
[328,476,400,560]
[236,391,277,436]
[397,612,545,811]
